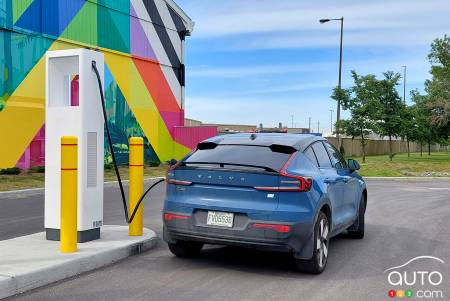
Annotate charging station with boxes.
[45,49,105,242]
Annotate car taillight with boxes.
[251,223,291,233]
[254,152,313,192]
[164,213,190,221]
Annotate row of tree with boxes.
[332,35,450,163]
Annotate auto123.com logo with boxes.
[384,256,446,299]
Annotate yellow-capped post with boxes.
[129,137,144,236]
[60,136,78,253]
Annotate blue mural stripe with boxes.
[43,0,86,37]
[14,0,42,33]
[14,0,85,37]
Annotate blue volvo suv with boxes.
[163,133,367,274]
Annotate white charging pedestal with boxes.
[45,49,104,242]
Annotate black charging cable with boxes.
[92,61,165,224]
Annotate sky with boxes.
[177,0,450,133]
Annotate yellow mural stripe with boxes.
[0,41,74,168]
[104,52,189,161]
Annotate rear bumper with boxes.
[163,211,315,259]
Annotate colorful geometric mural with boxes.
[0,0,196,169]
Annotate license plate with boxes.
[206,211,234,228]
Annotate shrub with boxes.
[28,166,45,173]
[145,160,160,167]
[0,167,22,175]
[104,163,113,170]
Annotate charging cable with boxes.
[92,61,165,224]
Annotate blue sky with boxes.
[177,0,450,133]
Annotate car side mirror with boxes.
[347,159,360,172]
[169,159,178,167]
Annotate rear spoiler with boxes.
[196,142,296,154]
[197,142,218,150]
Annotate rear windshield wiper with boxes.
[181,162,278,173]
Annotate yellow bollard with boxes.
[129,137,144,236]
[60,136,78,253]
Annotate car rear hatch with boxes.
[166,143,299,214]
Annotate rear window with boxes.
[184,145,291,171]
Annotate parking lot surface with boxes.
[1,179,449,301]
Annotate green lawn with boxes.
[0,165,168,192]
[350,151,450,177]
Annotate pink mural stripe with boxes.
[173,126,218,150]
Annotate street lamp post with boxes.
[320,17,344,138]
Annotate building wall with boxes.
[184,118,202,127]
[0,0,193,168]
[209,124,257,133]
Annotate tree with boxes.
[331,72,379,163]
[425,35,450,133]
[411,90,445,156]
[372,71,405,161]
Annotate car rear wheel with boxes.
[168,241,203,258]
[294,211,329,274]
[347,194,366,239]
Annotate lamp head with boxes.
[319,19,330,24]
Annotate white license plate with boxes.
[206,211,234,228]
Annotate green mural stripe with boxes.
[97,3,130,53]
[60,0,98,46]
[13,0,34,24]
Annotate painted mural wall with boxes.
[0,0,194,169]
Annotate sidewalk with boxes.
[0,226,157,299]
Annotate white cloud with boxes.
[178,0,444,126]
[187,56,430,83]
[184,0,450,39]
[187,62,334,78]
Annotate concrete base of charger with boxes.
[0,225,157,299]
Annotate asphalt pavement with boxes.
[1,179,449,301]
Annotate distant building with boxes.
[185,119,311,135]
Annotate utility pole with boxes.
[308,117,311,133]
[402,65,407,104]
[290,115,294,128]
[317,121,320,133]
[330,109,334,134]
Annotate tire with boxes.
[168,241,203,258]
[347,194,366,239]
[294,212,329,274]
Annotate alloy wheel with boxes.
[317,218,329,268]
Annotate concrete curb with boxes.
[0,177,165,198]
[0,226,158,299]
